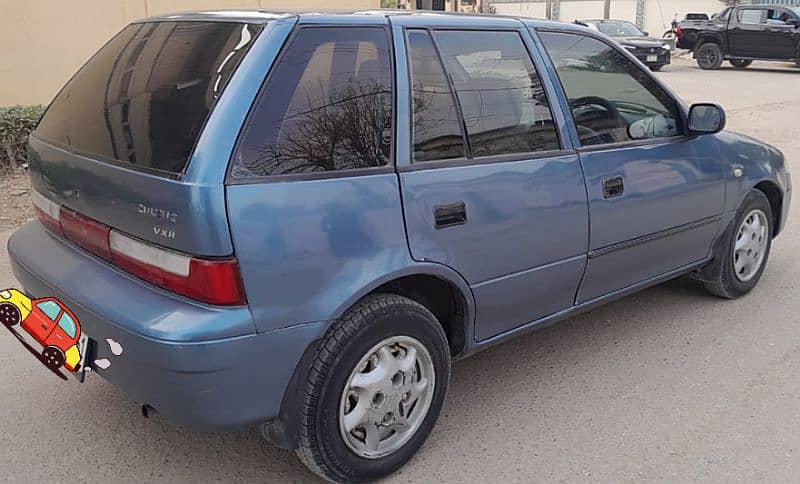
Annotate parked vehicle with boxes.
[582,19,672,70]
[677,5,800,69]
[8,11,791,483]
[1,288,82,371]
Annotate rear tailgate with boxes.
[29,19,265,257]
[29,137,230,256]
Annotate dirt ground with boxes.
[0,169,34,229]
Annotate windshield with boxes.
[35,21,262,177]
[595,21,645,37]
[791,7,800,17]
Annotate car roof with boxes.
[137,9,588,32]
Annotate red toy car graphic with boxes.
[1,289,82,378]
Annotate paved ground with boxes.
[1,58,799,483]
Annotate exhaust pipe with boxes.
[141,404,156,419]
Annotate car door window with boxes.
[433,30,560,158]
[36,300,61,320]
[58,313,77,338]
[232,27,393,178]
[738,9,765,25]
[539,31,681,147]
[767,9,794,25]
[407,30,467,162]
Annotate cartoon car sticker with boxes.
[1,288,83,379]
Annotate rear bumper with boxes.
[8,222,324,431]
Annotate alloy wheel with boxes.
[733,209,769,282]
[339,336,435,459]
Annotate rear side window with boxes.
[738,9,765,24]
[233,27,394,178]
[434,31,560,158]
[407,30,466,162]
[36,21,260,176]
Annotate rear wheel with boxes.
[296,294,451,483]
[0,303,21,327]
[702,190,773,299]
[42,346,66,370]
[729,59,753,68]
[696,43,723,70]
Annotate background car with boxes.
[1,290,81,371]
[581,19,672,71]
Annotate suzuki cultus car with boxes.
[8,11,791,482]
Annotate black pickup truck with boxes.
[677,5,800,69]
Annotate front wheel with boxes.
[696,43,724,70]
[729,59,753,68]
[702,189,773,299]
[41,346,66,370]
[649,64,664,72]
[296,294,451,483]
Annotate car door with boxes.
[22,299,62,343]
[45,311,78,350]
[394,19,588,342]
[537,30,726,303]
[763,8,800,59]
[728,8,767,58]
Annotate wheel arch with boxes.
[753,179,784,237]
[264,264,476,451]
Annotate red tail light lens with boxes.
[60,208,112,261]
[30,189,247,306]
[675,26,684,40]
[109,229,247,306]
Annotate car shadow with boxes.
[5,275,732,482]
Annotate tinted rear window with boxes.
[35,21,261,176]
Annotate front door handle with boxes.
[434,202,467,229]
[602,176,625,199]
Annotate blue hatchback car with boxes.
[8,10,791,482]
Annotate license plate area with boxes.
[72,333,94,383]
[647,55,658,62]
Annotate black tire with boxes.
[0,303,21,327]
[649,64,663,72]
[296,294,451,483]
[702,190,773,299]
[729,59,753,68]
[41,346,66,370]
[696,43,724,70]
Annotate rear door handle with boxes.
[434,202,467,229]
[602,176,624,199]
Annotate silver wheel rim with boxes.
[733,209,769,282]
[338,336,435,459]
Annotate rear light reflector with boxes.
[60,208,112,261]
[109,230,246,306]
[31,189,63,235]
[30,189,246,306]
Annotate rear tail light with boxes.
[31,189,63,236]
[30,189,246,306]
[675,26,684,40]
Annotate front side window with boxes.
[539,31,681,147]
[58,313,77,338]
[433,30,560,158]
[233,27,394,178]
[738,9,765,25]
[767,9,795,25]
[36,301,61,321]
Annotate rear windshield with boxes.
[35,21,261,176]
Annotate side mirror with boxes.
[688,103,726,135]
[642,31,650,36]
